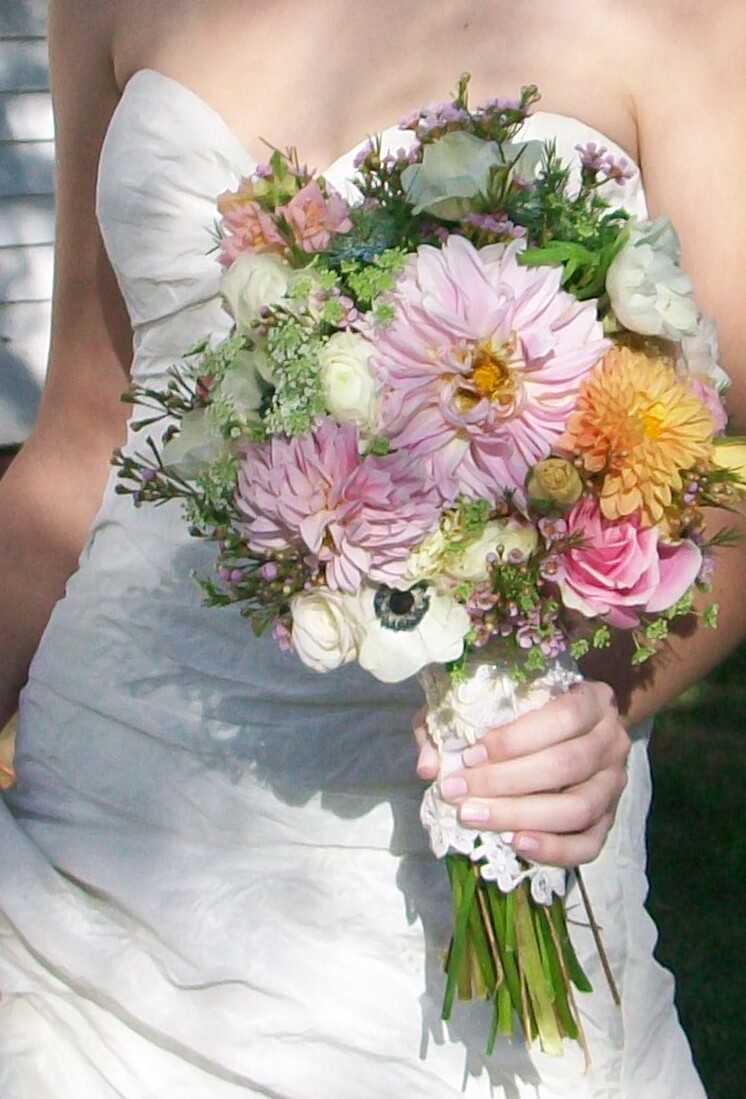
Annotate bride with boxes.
[1,1,743,1095]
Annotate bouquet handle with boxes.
[418,653,616,1057]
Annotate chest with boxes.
[111,0,640,168]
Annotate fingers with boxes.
[471,680,619,763]
[434,679,630,867]
[452,732,607,799]
[509,816,615,869]
[450,763,626,834]
[412,679,631,866]
[412,706,439,780]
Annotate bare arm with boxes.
[0,1,132,726]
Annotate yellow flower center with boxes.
[471,343,515,405]
[640,402,667,440]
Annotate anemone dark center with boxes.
[373,583,431,632]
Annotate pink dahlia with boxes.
[235,419,441,592]
[374,235,609,500]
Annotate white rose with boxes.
[160,408,228,478]
[319,331,379,431]
[606,217,698,339]
[290,590,360,673]
[401,131,542,221]
[448,518,538,582]
[352,584,469,683]
[221,253,292,332]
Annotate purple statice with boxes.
[353,139,377,170]
[402,101,471,140]
[602,153,635,184]
[575,142,608,174]
[576,142,635,185]
[463,212,527,240]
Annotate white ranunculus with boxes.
[318,331,379,431]
[447,518,539,582]
[606,217,698,339]
[221,253,292,332]
[352,584,470,683]
[401,131,543,221]
[677,314,731,392]
[290,590,360,673]
[160,408,228,478]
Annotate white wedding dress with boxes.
[0,70,707,1098]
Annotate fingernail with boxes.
[513,835,540,857]
[459,802,490,824]
[499,831,514,844]
[440,776,467,800]
[462,743,488,767]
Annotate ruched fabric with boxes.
[0,71,706,1098]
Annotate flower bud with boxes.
[526,458,583,511]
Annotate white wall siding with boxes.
[0,0,52,444]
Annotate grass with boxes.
[648,642,746,1098]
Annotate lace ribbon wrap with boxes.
[419,655,582,904]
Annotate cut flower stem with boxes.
[442,853,616,1058]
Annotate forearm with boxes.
[581,505,746,729]
[0,426,122,727]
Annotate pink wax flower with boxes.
[235,419,441,593]
[556,496,702,629]
[278,181,353,254]
[374,235,608,502]
[218,201,286,267]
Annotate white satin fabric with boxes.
[0,70,706,1098]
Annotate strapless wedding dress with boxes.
[0,71,707,1098]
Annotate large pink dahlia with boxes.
[374,235,609,500]
[235,419,441,592]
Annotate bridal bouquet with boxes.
[115,77,744,1056]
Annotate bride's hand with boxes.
[413,680,630,868]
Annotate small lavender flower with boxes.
[353,139,377,170]
[576,142,608,174]
[603,153,635,184]
[463,212,526,239]
[538,517,568,545]
[539,555,567,583]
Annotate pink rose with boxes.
[278,181,352,253]
[557,496,702,629]
[218,202,286,267]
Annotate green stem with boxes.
[514,884,563,1056]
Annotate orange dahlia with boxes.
[558,346,715,526]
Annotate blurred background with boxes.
[1,4,743,1096]
[1,1,51,451]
